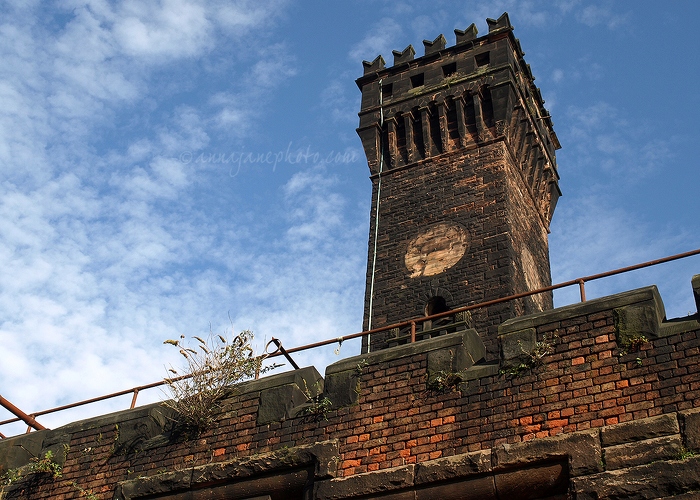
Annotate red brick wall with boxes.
[2,288,698,498]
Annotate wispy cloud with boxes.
[562,101,675,181]
[577,4,629,29]
[349,17,403,63]
[0,0,304,434]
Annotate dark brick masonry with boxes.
[356,13,560,355]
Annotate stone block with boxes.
[572,456,700,500]
[613,299,662,345]
[679,407,700,452]
[414,449,492,484]
[112,405,176,455]
[323,367,361,408]
[314,465,415,500]
[460,362,499,381]
[603,435,683,470]
[427,329,485,375]
[499,328,536,362]
[492,429,602,477]
[600,413,679,447]
[226,366,322,425]
[0,431,45,472]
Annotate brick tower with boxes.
[357,13,561,355]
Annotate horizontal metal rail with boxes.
[2,247,699,437]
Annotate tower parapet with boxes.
[357,12,560,226]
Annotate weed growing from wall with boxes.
[299,380,333,421]
[1,450,63,487]
[163,329,276,434]
[618,333,649,367]
[500,334,556,378]
[427,370,465,393]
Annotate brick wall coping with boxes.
[325,329,483,375]
[499,286,664,335]
[499,284,700,339]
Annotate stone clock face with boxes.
[404,223,469,278]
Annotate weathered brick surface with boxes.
[360,142,554,358]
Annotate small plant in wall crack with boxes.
[427,370,465,393]
[618,333,649,367]
[299,380,333,421]
[163,328,278,435]
[1,449,64,486]
[300,395,333,420]
[29,450,63,478]
[500,334,556,377]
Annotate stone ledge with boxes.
[499,283,700,345]
[603,435,683,470]
[499,286,664,336]
[314,453,569,500]
[114,440,339,500]
[600,413,680,447]
[492,429,602,477]
[414,449,491,484]
[0,404,171,473]
[314,465,415,500]
[571,456,700,500]
[324,330,485,408]
[325,330,483,375]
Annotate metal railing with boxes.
[2,247,699,438]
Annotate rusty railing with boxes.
[1,247,699,438]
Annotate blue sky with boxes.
[1,0,699,436]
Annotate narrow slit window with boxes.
[410,73,424,88]
[475,52,490,67]
[442,62,457,77]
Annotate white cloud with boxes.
[0,0,301,433]
[320,76,360,125]
[563,101,674,180]
[349,18,403,63]
[577,4,628,29]
[112,1,212,59]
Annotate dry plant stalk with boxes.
[162,329,267,433]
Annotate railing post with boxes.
[0,395,46,431]
[578,279,587,302]
[410,321,416,343]
[130,389,139,409]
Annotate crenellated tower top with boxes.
[356,12,560,229]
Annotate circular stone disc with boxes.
[405,223,469,278]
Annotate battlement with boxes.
[356,13,560,229]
